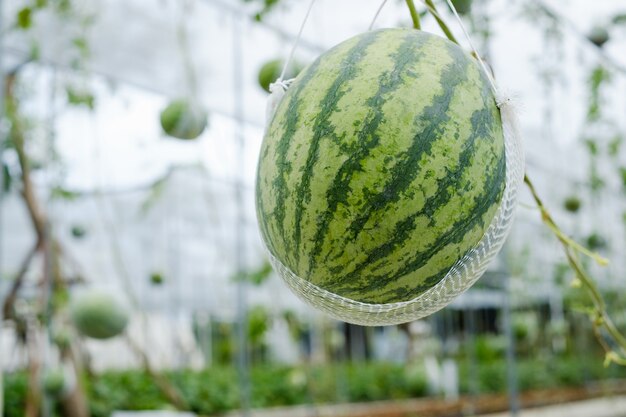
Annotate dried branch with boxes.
[124,334,189,411]
[2,241,40,319]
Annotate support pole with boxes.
[232,15,250,417]
[502,267,519,416]
[0,0,6,413]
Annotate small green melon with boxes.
[160,99,208,140]
[588,27,609,48]
[70,291,129,339]
[258,59,304,92]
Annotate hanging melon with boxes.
[70,291,129,339]
[258,59,304,92]
[256,29,522,325]
[160,99,208,140]
[587,27,609,48]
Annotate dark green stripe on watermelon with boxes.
[328,113,506,301]
[323,41,471,268]
[291,31,382,263]
[306,33,431,275]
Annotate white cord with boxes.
[277,0,317,83]
[444,0,499,96]
[368,0,390,31]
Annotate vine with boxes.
[409,0,626,366]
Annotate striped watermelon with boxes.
[256,28,506,305]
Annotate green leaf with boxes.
[234,262,272,285]
[139,176,168,215]
[50,186,81,200]
[587,65,611,122]
[66,87,95,109]
[16,7,33,29]
[72,37,89,58]
[608,134,622,157]
[584,139,598,156]
[54,0,72,14]
[149,272,165,285]
[612,13,626,25]
[2,163,11,192]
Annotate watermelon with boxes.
[587,27,609,48]
[70,291,129,339]
[258,59,304,93]
[160,99,208,140]
[256,29,506,305]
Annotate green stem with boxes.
[524,174,626,358]
[423,0,459,44]
[405,0,421,30]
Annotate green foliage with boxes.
[242,0,284,21]
[50,186,81,201]
[3,373,28,417]
[70,225,87,239]
[282,309,307,341]
[139,174,168,214]
[608,134,622,157]
[5,357,626,417]
[474,335,506,362]
[16,7,33,29]
[248,306,271,362]
[613,13,626,25]
[235,262,273,285]
[589,162,604,192]
[149,272,165,285]
[586,65,611,122]
[584,139,598,156]
[2,163,11,192]
[66,87,95,109]
[586,233,607,250]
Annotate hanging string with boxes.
[368,0,390,31]
[443,0,499,97]
[276,0,317,84]
[177,0,199,99]
[266,0,317,126]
